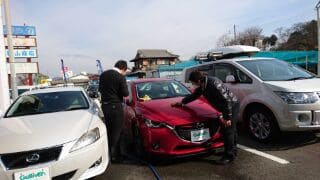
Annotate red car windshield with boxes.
[136,81,190,100]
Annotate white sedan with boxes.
[0,87,109,180]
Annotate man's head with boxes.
[188,70,204,87]
[114,60,128,75]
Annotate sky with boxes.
[8,0,318,77]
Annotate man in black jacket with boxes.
[99,60,129,162]
[172,70,239,164]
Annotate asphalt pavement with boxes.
[95,131,320,180]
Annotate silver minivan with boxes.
[181,57,320,141]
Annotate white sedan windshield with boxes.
[5,91,89,117]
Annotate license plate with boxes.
[14,167,50,180]
[191,128,210,142]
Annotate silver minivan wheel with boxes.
[246,107,279,142]
[249,112,271,140]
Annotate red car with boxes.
[123,78,224,158]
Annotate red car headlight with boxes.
[144,118,164,128]
[144,118,175,129]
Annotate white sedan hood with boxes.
[0,110,93,154]
[264,78,320,92]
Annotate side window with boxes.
[184,64,214,83]
[213,64,233,82]
[213,64,252,83]
[235,68,252,83]
[127,83,133,102]
[184,68,196,83]
[197,64,214,76]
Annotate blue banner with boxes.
[3,26,36,36]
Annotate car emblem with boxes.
[26,153,40,163]
[196,122,205,129]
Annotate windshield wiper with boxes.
[287,76,313,81]
[64,107,88,111]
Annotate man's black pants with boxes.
[222,119,237,159]
[101,103,124,158]
[222,103,239,159]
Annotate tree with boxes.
[269,34,278,46]
[262,34,278,50]
[238,27,263,46]
[276,20,317,50]
[216,26,263,47]
[215,20,316,50]
[216,33,236,47]
[274,27,291,44]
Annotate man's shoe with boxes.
[216,156,234,165]
[111,157,124,164]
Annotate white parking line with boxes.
[238,144,290,164]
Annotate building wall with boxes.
[133,58,177,71]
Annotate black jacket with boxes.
[182,76,238,120]
[99,69,129,103]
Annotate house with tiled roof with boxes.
[130,49,179,72]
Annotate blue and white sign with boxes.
[6,49,38,58]
[3,26,36,36]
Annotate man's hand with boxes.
[224,120,232,127]
[219,117,232,127]
[171,102,183,107]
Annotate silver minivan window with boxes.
[238,59,315,81]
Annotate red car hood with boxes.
[137,97,220,126]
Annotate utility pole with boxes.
[96,59,104,75]
[233,24,237,44]
[4,0,17,99]
[0,0,10,113]
[61,59,68,86]
[316,1,320,76]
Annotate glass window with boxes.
[235,68,252,83]
[197,64,214,76]
[213,65,233,82]
[127,83,133,103]
[5,91,89,117]
[18,89,30,95]
[238,59,315,81]
[136,81,190,100]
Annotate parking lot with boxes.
[96,131,320,180]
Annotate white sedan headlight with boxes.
[275,91,319,104]
[70,128,100,152]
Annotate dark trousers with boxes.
[101,103,124,158]
[222,103,239,159]
[222,119,237,158]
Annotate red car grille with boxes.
[174,120,220,142]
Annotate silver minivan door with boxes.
[212,63,255,103]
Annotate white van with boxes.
[181,57,320,141]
